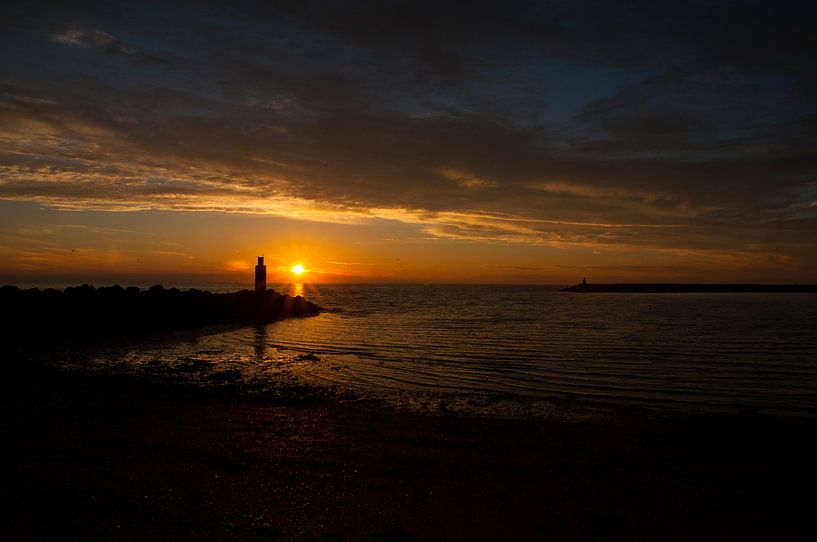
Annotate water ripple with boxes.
[60,285,817,416]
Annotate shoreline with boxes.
[18,334,817,422]
[4,363,817,540]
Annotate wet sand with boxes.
[3,365,816,541]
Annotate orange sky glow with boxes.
[2,2,816,286]
[1,200,813,286]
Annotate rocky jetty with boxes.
[562,282,817,293]
[0,284,321,341]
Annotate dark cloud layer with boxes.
[1,0,816,275]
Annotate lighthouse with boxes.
[255,256,266,293]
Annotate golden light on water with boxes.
[291,264,305,275]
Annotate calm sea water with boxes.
[48,284,817,416]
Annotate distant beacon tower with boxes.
[255,256,266,293]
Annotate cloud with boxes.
[0,0,816,276]
[51,27,135,55]
[438,167,496,189]
[532,181,662,203]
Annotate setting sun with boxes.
[291,264,305,275]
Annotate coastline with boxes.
[4,363,816,540]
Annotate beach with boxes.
[4,363,816,541]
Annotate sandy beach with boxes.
[3,363,816,541]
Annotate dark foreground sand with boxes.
[3,365,816,541]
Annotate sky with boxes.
[1,0,816,285]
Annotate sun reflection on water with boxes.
[254,324,266,361]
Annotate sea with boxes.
[32,283,817,417]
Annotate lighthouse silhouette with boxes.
[255,256,266,293]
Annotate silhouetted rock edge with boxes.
[0,284,321,341]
